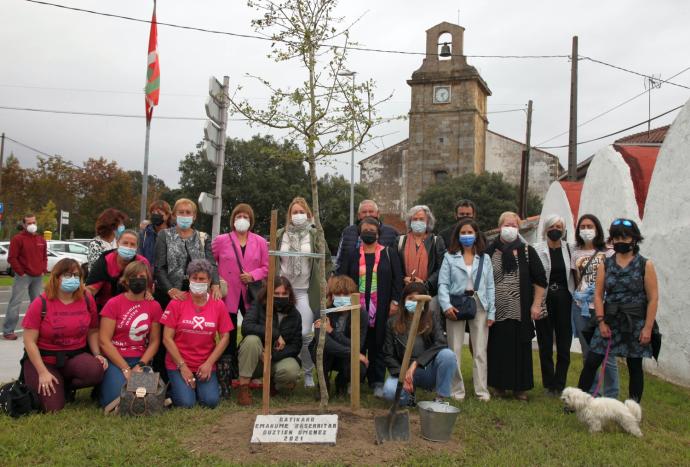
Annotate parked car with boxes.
[0,245,11,275]
[70,238,93,248]
[47,249,87,272]
[48,240,89,259]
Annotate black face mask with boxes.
[547,229,563,241]
[129,278,147,294]
[150,213,165,227]
[360,232,378,245]
[274,296,289,311]
[613,242,634,254]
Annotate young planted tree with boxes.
[230,0,391,408]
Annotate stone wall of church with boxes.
[359,140,406,216]
[485,130,561,198]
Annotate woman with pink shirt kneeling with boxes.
[160,259,232,408]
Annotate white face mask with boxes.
[291,213,308,226]
[500,226,518,243]
[189,281,209,295]
[234,218,250,232]
[579,229,596,242]
[26,224,38,234]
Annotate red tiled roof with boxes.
[615,145,659,218]
[559,181,583,222]
[614,125,669,145]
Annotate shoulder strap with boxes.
[40,296,47,321]
[575,250,599,290]
[398,235,404,253]
[473,254,484,290]
[228,235,245,273]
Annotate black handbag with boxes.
[449,255,484,321]
[0,381,40,418]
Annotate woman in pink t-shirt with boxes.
[98,261,163,409]
[160,259,232,408]
[22,258,106,412]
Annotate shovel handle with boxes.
[397,296,427,386]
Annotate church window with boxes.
[435,170,449,182]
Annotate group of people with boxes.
[3,195,659,414]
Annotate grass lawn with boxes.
[0,275,50,287]
[1,349,688,466]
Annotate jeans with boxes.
[168,370,220,408]
[382,348,457,405]
[4,274,43,334]
[100,356,140,407]
[571,302,619,398]
[579,354,643,402]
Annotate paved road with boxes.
[0,286,33,383]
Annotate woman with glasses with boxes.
[533,215,575,396]
[438,217,495,401]
[21,258,106,412]
[578,219,659,402]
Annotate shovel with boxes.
[375,294,432,443]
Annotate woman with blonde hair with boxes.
[276,196,331,388]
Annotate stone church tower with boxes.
[403,22,491,209]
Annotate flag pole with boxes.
[140,120,151,223]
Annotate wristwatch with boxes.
[135,361,148,368]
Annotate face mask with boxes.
[360,232,377,245]
[189,281,208,295]
[459,234,476,247]
[60,277,80,293]
[404,300,418,313]
[118,246,137,261]
[613,242,634,254]
[234,218,250,233]
[128,278,147,294]
[177,216,194,230]
[274,296,289,311]
[26,224,38,234]
[500,226,518,243]
[410,220,427,234]
[333,296,351,308]
[579,229,596,242]
[547,229,563,241]
[150,213,165,227]
[291,213,309,226]
[116,225,126,237]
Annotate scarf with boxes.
[403,234,429,282]
[284,222,311,278]
[359,243,383,328]
[485,237,523,274]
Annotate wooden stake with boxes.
[350,292,360,410]
[262,210,278,415]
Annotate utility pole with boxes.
[568,36,578,181]
[0,132,5,194]
[518,100,533,218]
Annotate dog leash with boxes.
[592,337,612,397]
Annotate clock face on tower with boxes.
[433,85,451,104]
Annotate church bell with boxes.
[439,42,451,57]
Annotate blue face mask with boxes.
[116,225,126,237]
[177,216,194,230]
[405,300,418,313]
[118,246,137,261]
[410,220,427,234]
[333,296,351,308]
[459,234,476,247]
[60,277,81,293]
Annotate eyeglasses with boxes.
[60,273,80,279]
[612,219,633,227]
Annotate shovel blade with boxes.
[374,410,410,443]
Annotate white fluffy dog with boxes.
[561,387,643,437]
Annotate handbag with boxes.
[119,367,167,417]
[0,381,40,418]
[228,235,263,304]
[449,254,484,321]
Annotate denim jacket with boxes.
[437,252,496,321]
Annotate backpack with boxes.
[0,381,40,418]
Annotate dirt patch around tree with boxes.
[185,403,463,465]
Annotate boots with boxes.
[237,384,252,406]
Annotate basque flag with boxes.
[145,0,160,123]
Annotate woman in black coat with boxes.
[336,217,403,394]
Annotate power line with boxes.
[23,0,569,60]
[535,104,682,149]
[4,136,52,157]
[582,57,690,90]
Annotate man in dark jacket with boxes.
[334,199,399,272]
[4,214,47,340]
[439,199,482,248]
[236,278,302,405]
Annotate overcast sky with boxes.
[2,0,688,191]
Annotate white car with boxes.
[0,244,11,274]
[48,241,89,259]
[47,250,87,272]
[0,240,86,275]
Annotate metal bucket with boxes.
[417,401,460,442]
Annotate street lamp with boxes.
[338,69,357,226]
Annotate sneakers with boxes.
[2,333,18,341]
[372,383,385,399]
[304,372,315,388]
[237,385,252,406]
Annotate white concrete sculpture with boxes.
[538,181,579,241]
[641,100,690,387]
